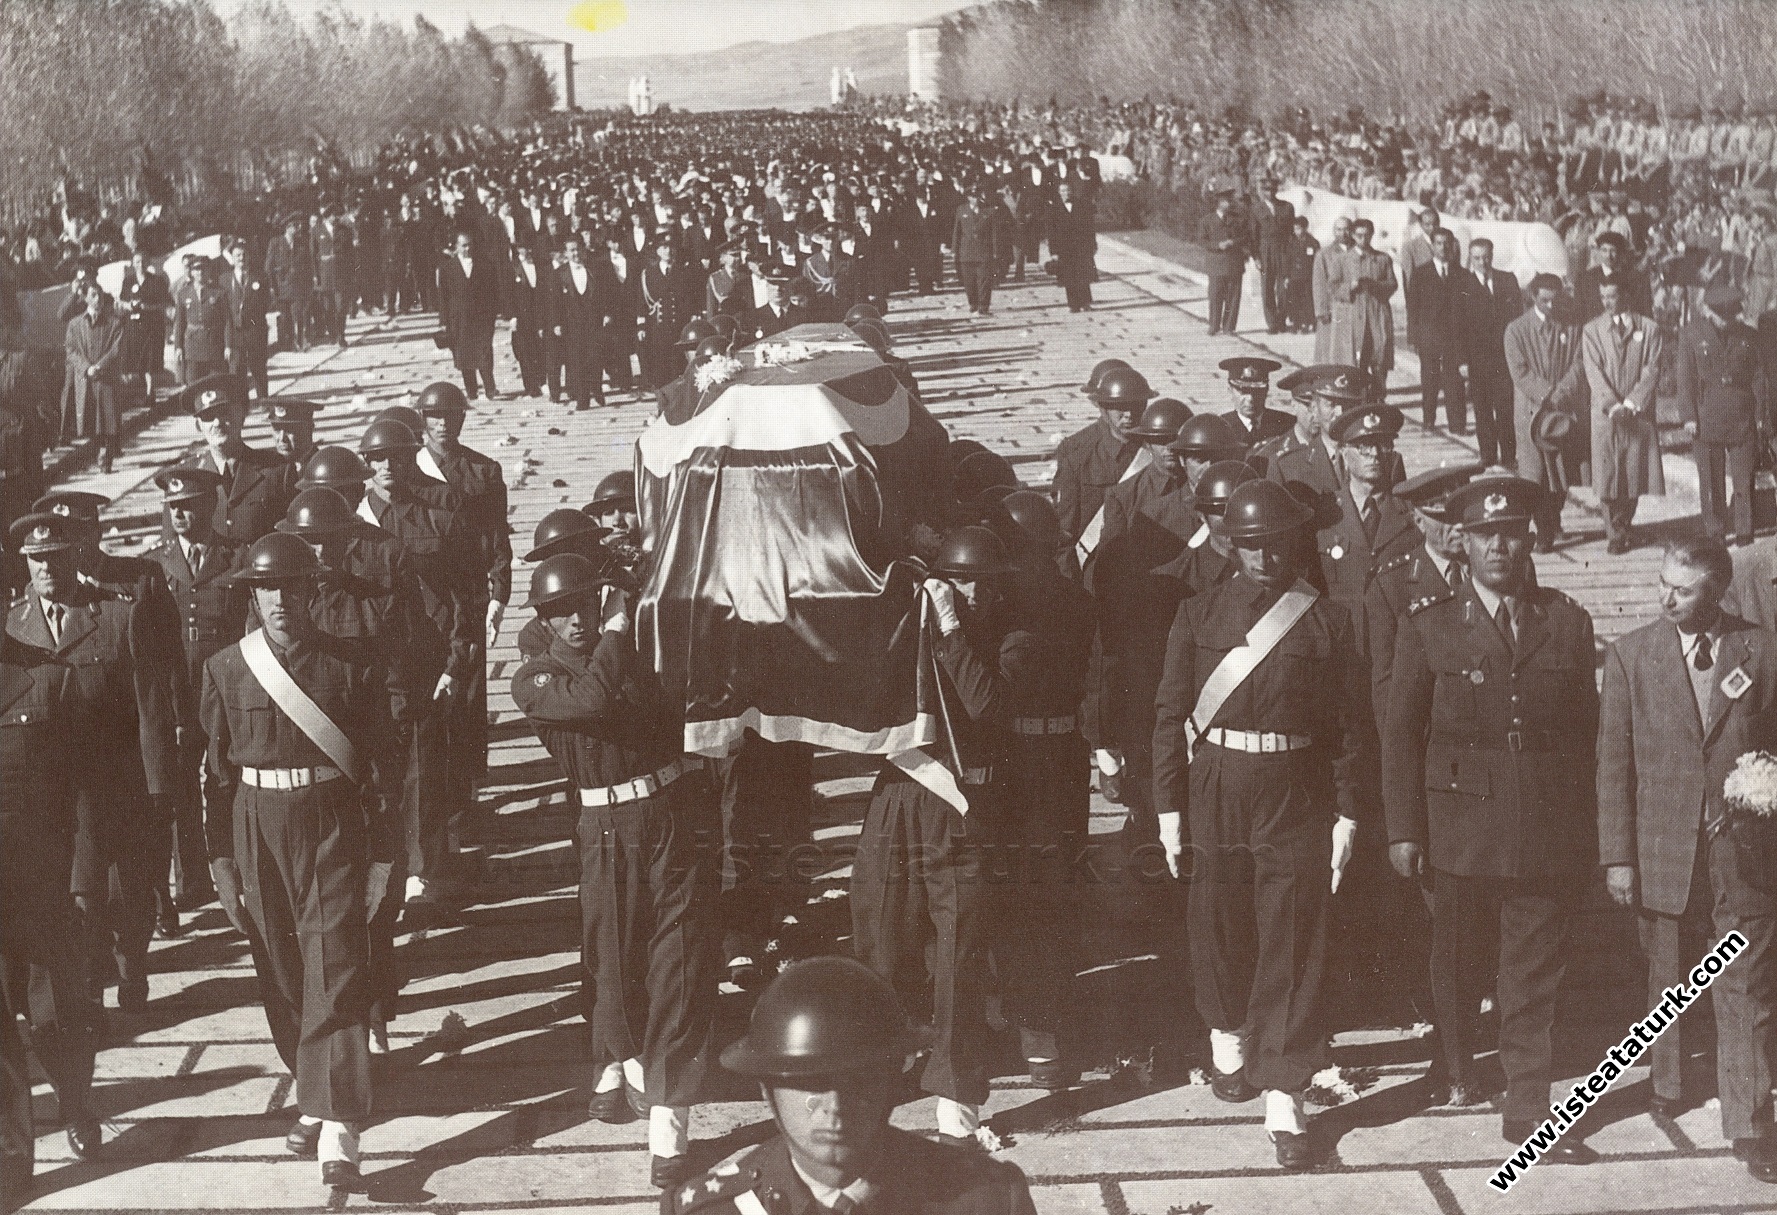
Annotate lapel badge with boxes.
[1722,665,1753,700]
[1469,668,1485,685]
[1328,543,1344,560]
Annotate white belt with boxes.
[1201,728,1314,754]
[239,764,344,789]
[580,757,702,808]
[1012,715,1077,737]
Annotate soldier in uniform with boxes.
[1382,475,1601,1162]
[1152,479,1368,1170]
[1,538,103,1167]
[201,533,396,1191]
[511,554,716,1189]
[703,238,749,322]
[265,214,314,353]
[1248,363,1337,474]
[1264,368,1364,500]
[184,373,299,545]
[1175,459,1258,597]
[663,956,1038,1215]
[223,236,273,400]
[1678,280,1765,547]
[268,399,321,472]
[584,470,643,580]
[1314,402,1418,648]
[1218,357,1291,448]
[515,510,610,661]
[142,466,248,934]
[172,257,234,387]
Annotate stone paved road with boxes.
[16,241,1757,1215]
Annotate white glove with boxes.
[365,861,393,923]
[1159,811,1184,879]
[1331,815,1357,893]
[922,578,962,634]
[486,599,506,649]
[433,672,456,703]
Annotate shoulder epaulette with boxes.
[1408,589,1454,616]
[666,1160,762,1213]
[1375,550,1415,577]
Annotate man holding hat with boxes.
[663,956,1039,1214]
[1504,275,1586,550]
[511,553,716,1189]
[200,532,397,1191]
[1678,280,1764,547]
[142,466,247,931]
[268,399,321,472]
[1218,357,1290,447]
[1382,475,1601,1160]
[184,372,299,545]
[1152,478,1368,1170]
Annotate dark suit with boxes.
[1678,315,1765,541]
[1598,615,1777,1141]
[1407,261,1470,430]
[225,268,273,399]
[1249,194,1298,333]
[263,234,313,350]
[602,254,643,391]
[505,263,557,398]
[556,262,613,406]
[1464,268,1524,466]
[905,196,949,294]
[1048,198,1096,310]
[438,253,502,398]
[1197,209,1247,334]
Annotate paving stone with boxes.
[1119,1169,1435,1215]
[1439,1154,1771,1213]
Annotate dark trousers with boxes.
[576,775,716,1108]
[403,703,456,884]
[1206,272,1242,334]
[236,782,371,1122]
[1062,279,1093,310]
[958,262,996,313]
[231,330,270,399]
[1641,828,1775,1142]
[717,736,813,965]
[181,357,228,386]
[73,814,157,992]
[996,732,1090,1062]
[1695,439,1757,540]
[1284,275,1314,331]
[851,769,997,1106]
[1470,367,1514,466]
[512,328,547,396]
[1186,746,1332,1093]
[276,293,310,350]
[1419,344,1467,430]
[1260,264,1287,332]
[1430,869,1568,1129]
[0,964,30,1207]
[1603,497,1639,542]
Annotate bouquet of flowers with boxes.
[694,353,744,393]
[754,340,815,367]
[1719,750,1777,836]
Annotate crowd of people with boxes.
[1,99,1776,1215]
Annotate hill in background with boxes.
[575,21,912,112]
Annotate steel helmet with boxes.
[1214,478,1314,542]
[997,489,1062,555]
[1090,365,1155,408]
[710,313,740,343]
[359,417,422,455]
[843,303,882,326]
[930,524,1014,579]
[275,487,358,538]
[416,381,469,415]
[526,508,608,562]
[299,445,371,488]
[1080,357,1131,396]
[676,316,720,350]
[584,470,636,513]
[719,956,931,1082]
[525,552,610,610]
[376,403,428,436]
[953,449,1020,502]
[1193,460,1259,518]
[1169,414,1246,458]
[1125,397,1195,442]
[232,531,324,584]
[693,335,729,364]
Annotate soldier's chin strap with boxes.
[1185,578,1319,760]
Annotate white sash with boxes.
[1074,445,1152,565]
[238,629,362,783]
[417,445,446,483]
[1188,580,1319,755]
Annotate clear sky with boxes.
[238,0,976,57]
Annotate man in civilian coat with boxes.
[1048,181,1096,312]
[439,229,501,401]
[1504,274,1588,550]
[223,237,272,400]
[1198,188,1247,335]
[1679,281,1766,547]
[1405,228,1470,433]
[1582,280,1665,552]
[263,214,313,352]
[1249,178,1297,335]
[1597,537,1777,1184]
[556,235,614,409]
[1464,238,1525,468]
[904,186,949,296]
[951,183,1007,317]
[505,243,556,400]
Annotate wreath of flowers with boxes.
[694,354,744,393]
[754,340,816,367]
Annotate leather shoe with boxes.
[625,1081,649,1120]
[66,1115,102,1160]
[587,1087,638,1124]
[650,1154,695,1189]
[1028,1060,1080,1091]
[1099,769,1124,804]
[155,909,184,939]
[1211,1069,1259,1103]
[1270,1130,1315,1171]
[286,1118,322,1158]
[1734,1138,1777,1183]
[117,979,148,1012]
[321,1161,366,1192]
[1648,1093,1690,1119]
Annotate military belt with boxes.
[1447,731,1559,753]
[579,756,702,808]
[1201,728,1313,754]
[239,764,344,789]
[1012,715,1076,736]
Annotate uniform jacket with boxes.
[361,485,476,685]
[1382,581,1599,880]
[1089,463,1199,653]
[661,1128,1037,1215]
[422,441,512,606]
[1364,544,1457,734]
[1582,310,1666,501]
[142,535,248,721]
[1676,315,1763,447]
[191,442,299,545]
[512,629,683,790]
[950,203,1007,269]
[1598,614,1777,918]
[1505,307,1588,484]
[1221,406,1294,448]
[0,633,76,837]
[1314,485,1419,649]
[173,282,233,364]
[1053,417,1143,549]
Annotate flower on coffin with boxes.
[754,340,815,367]
[694,354,743,393]
[1723,750,1777,821]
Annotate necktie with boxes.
[831,1196,861,1215]
[1447,564,1465,592]
[190,543,204,573]
[1495,600,1515,652]
[46,603,64,645]
[1360,497,1379,545]
[1695,633,1713,672]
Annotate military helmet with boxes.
[693,335,729,364]
[416,381,469,415]
[1214,478,1315,542]
[359,417,422,455]
[526,508,608,563]
[275,487,358,538]
[525,552,611,610]
[585,470,636,512]
[233,531,324,584]
[1080,357,1131,396]
[676,316,720,350]
[719,956,931,1082]
[1126,397,1195,442]
[375,403,428,436]
[1193,460,1259,517]
[1169,414,1246,458]
[843,303,882,326]
[953,449,1020,502]
[299,445,371,488]
[996,489,1062,555]
[930,524,1014,579]
[1090,365,1155,408]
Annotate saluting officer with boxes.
[0,579,102,1167]
[142,466,248,933]
[1152,479,1368,1171]
[1218,357,1291,448]
[201,533,396,1192]
[663,957,1039,1215]
[1382,475,1601,1162]
[7,510,179,1014]
[511,554,716,1190]
[184,373,299,545]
